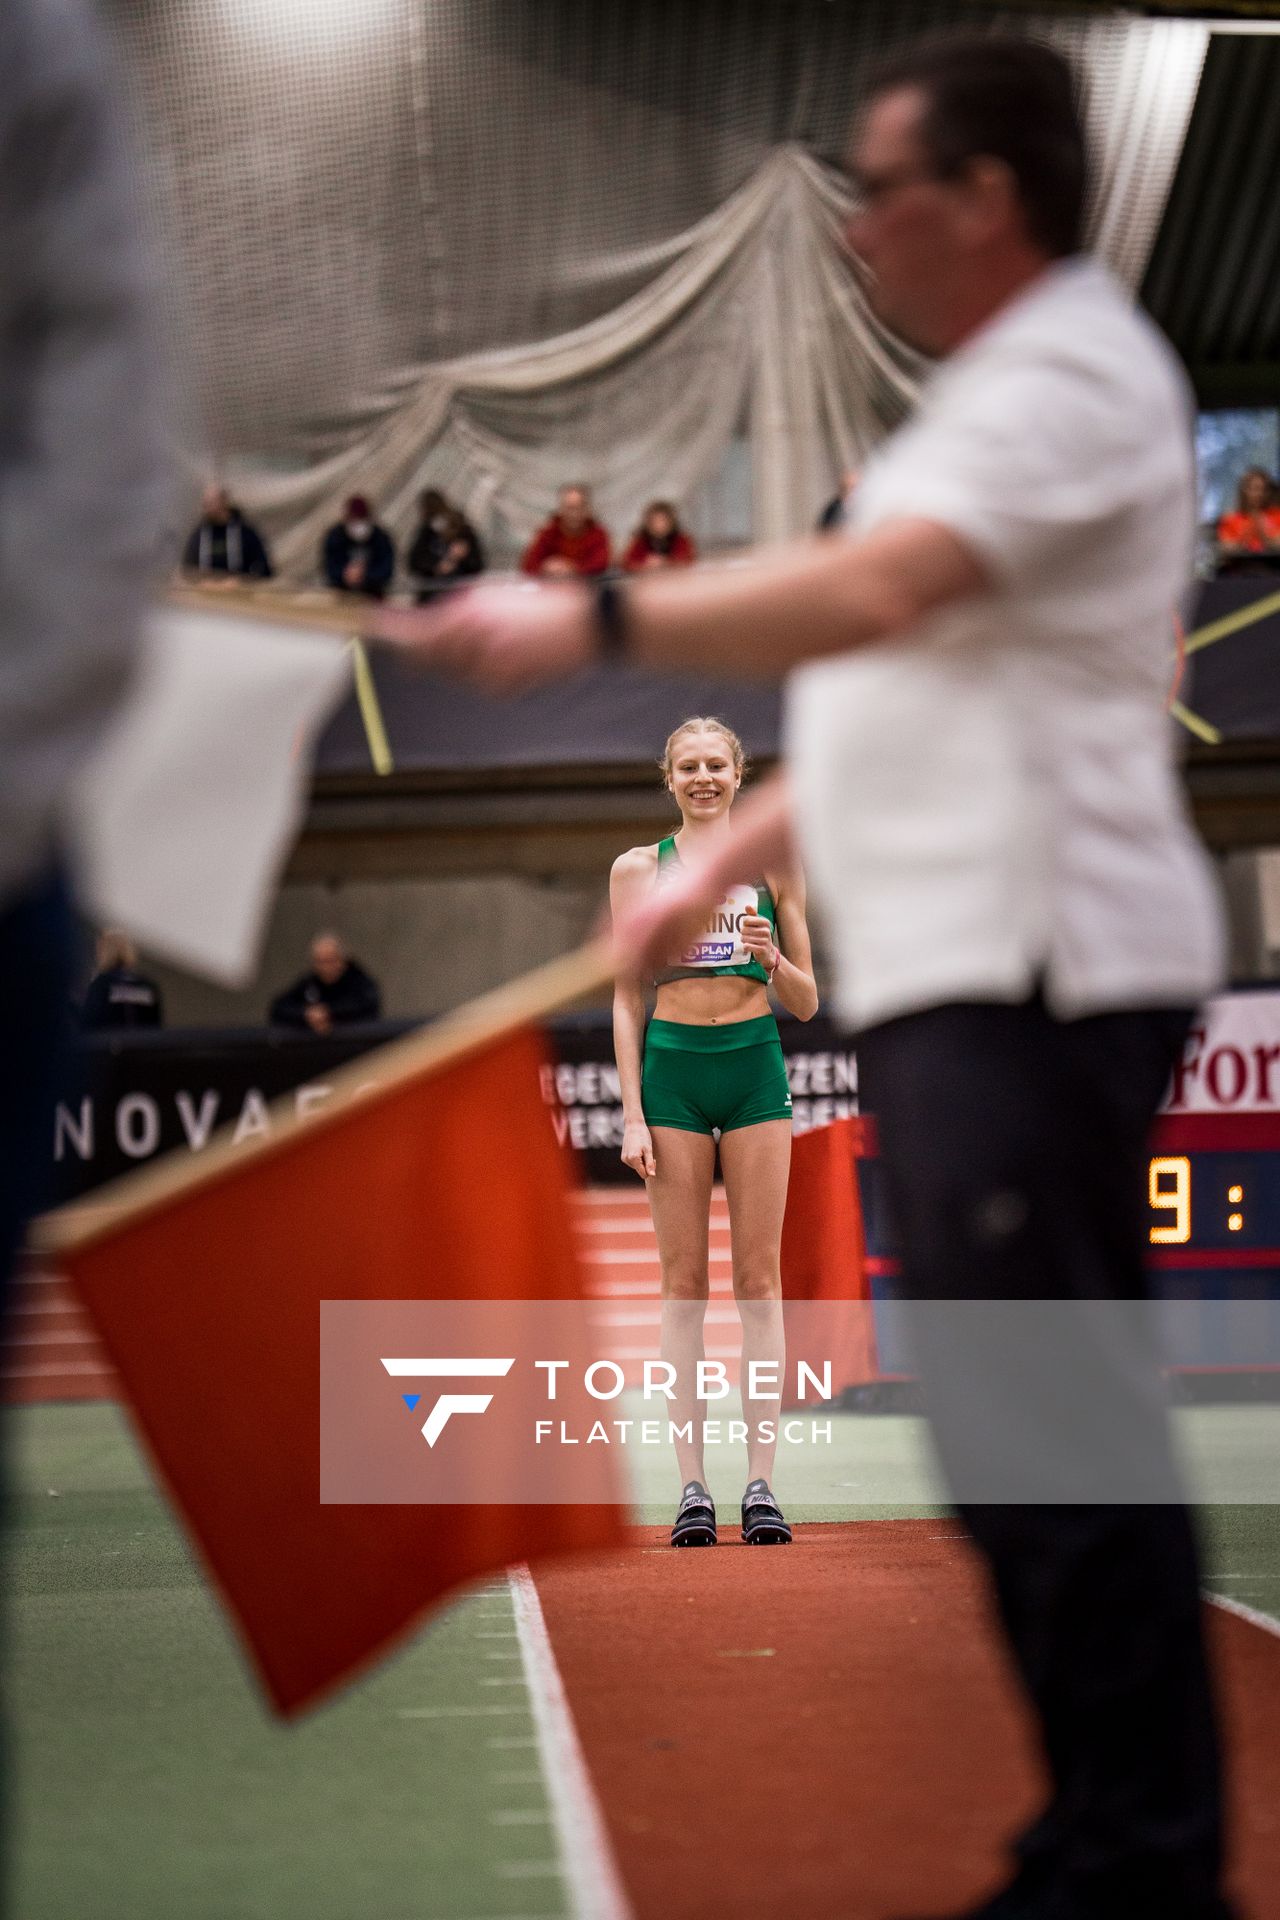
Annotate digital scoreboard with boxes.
[1146,1115,1280,1278]
[855,1112,1280,1379]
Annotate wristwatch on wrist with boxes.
[593,578,630,663]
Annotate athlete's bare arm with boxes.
[610,844,659,1180]
[761,864,819,1021]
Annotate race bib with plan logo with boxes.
[679,882,762,969]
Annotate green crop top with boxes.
[652,835,778,987]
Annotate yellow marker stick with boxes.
[1169,700,1222,746]
[349,637,394,775]
[1184,587,1280,657]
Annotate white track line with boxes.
[592,1307,742,1327]
[576,1220,732,1236]
[575,1187,728,1208]
[0,1360,114,1380]
[602,1345,739,1361]
[587,1279,735,1298]
[5,1330,102,1347]
[580,1249,732,1266]
[1207,1591,1280,1638]
[508,1565,632,1920]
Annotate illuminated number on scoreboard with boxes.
[1149,1155,1191,1244]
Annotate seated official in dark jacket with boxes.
[321,495,396,599]
[407,489,484,598]
[269,933,382,1034]
[182,485,273,580]
[82,931,163,1031]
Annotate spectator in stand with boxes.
[408,488,485,598]
[1216,467,1280,575]
[521,484,611,577]
[181,484,273,582]
[322,495,396,599]
[817,469,860,533]
[621,501,696,571]
[269,932,381,1034]
[82,931,163,1031]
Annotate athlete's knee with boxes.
[733,1264,781,1301]
[661,1265,710,1302]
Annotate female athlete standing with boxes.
[611,717,818,1547]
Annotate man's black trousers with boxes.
[856,994,1233,1919]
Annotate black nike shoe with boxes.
[670,1480,717,1547]
[741,1478,792,1545]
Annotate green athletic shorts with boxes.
[641,1014,793,1136]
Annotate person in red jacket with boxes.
[1216,467,1280,575]
[520,485,611,576]
[622,501,697,572]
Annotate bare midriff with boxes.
[653,974,772,1026]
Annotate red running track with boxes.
[534,1521,1280,1920]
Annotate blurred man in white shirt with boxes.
[373,35,1231,1920]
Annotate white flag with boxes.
[68,605,351,986]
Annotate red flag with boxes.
[782,1116,876,1402]
[54,1023,624,1716]
[781,1115,870,1303]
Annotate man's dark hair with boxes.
[870,34,1087,258]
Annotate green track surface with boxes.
[7,1405,563,1920]
[6,1401,1279,1920]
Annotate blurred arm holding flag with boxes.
[40,576,628,1716]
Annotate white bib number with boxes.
[679,882,760,970]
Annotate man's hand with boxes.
[613,854,719,981]
[368,581,595,695]
[304,1003,332,1035]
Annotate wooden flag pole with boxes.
[34,935,616,1259]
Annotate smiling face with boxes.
[666,729,742,824]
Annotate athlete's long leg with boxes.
[646,1125,717,1488]
[718,1118,791,1485]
